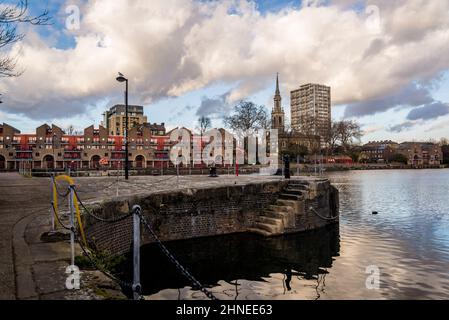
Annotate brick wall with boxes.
[83,179,338,256]
[84,181,288,255]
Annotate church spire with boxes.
[275,72,280,95]
[273,73,282,112]
[272,73,285,133]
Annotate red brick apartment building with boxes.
[0,122,170,171]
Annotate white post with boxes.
[69,185,76,266]
[132,205,141,300]
[176,163,179,189]
[116,167,119,197]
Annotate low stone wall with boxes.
[83,178,338,256]
[291,179,339,234]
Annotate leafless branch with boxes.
[0,0,51,77]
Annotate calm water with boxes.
[121,169,449,300]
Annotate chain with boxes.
[60,180,216,300]
[52,177,71,198]
[309,207,339,221]
[50,201,72,230]
[73,188,133,223]
[59,190,144,299]
[74,232,145,300]
[135,207,218,300]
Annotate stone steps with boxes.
[256,216,281,225]
[268,204,294,213]
[275,199,297,207]
[253,222,282,234]
[247,227,272,237]
[288,182,309,186]
[248,180,310,237]
[263,210,287,220]
[285,188,308,195]
[278,193,302,201]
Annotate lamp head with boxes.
[116,72,127,83]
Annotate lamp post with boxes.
[52,133,56,172]
[116,73,129,180]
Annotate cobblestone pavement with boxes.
[71,174,287,204]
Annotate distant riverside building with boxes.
[360,140,399,163]
[397,142,442,167]
[271,76,321,157]
[290,83,331,148]
[0,122,169,171]
[360,140,442,166]
[103,104,148,136]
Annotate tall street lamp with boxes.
[116,72,129,180]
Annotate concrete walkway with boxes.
[0,173,52,299]
[0,173,124,300]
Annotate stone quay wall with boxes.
[83,178,339,256]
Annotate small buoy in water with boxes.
[372,211,378,215]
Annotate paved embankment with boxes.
[0,172,329,300]
[0,173,125,300]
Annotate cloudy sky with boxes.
[0,0,448,143]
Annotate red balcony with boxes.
[15,153,33,159]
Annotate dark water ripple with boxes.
[120,169,449,300]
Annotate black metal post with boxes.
[284,154,291,179]
[125,79,129,180]
[52,133,56,173]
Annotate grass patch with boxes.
[75,250,126,275]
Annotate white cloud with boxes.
[0,0,448,122]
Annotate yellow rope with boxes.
[53,175,87,246]
[52,178,60,229]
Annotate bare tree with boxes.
[0,0,51,77]
[197,116,212,136]
[197,116,211,164]
[336,120,362,152]
[283,123,293,135]
[439,137,449,146]
[66,125,75,135]
[325,121,340,155]
[224,101,269,137]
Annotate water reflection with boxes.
[119,169,449,299]
[120,225,340,300]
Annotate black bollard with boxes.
[284,155,291,179]
[209,166,218,178]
